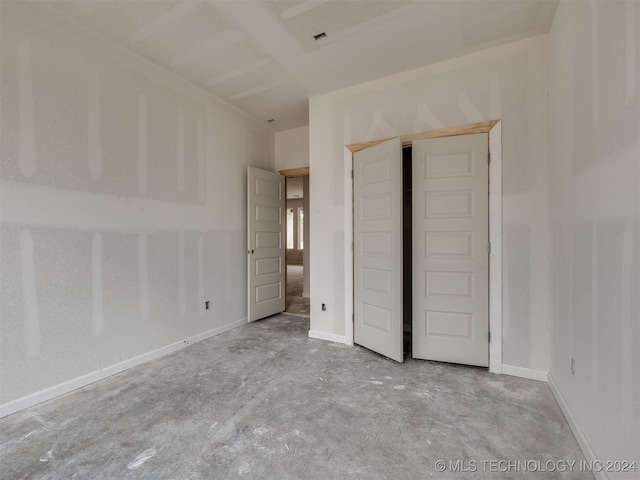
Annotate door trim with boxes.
[488,122,502,373]
[344,120,502,373]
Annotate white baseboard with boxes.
[548,373,607,480]
[0,318,247,419]
[501,364,549,382]
[308,330,351,345]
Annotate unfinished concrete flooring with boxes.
[0,315,592,479]
[285,264,310,315]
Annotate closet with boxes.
[352,128,493,367]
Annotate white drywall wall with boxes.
[0,2,274,413]
[275,126,309,171]
[309,35,550,371]
[548,1,640,475]
[302,175,310,297]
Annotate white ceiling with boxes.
[33,0,559,131]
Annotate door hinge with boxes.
[487,152,491,164]
[351,169,354,179]
[488,331,491,343]
[487,241,491,254]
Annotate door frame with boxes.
[343,120,503,373]
[279,167,310,313]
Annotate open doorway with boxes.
[284,173,310,315]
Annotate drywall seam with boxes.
[19,229,40,357]
[128,1,199,45]
[171,31,245,68]
[91,233,105,336]
[625,0,637,103]
[548,373,608,480]
[138,232,149,319]
[458,92,484,124]
[197,117,205,202]
[414,103,445,132]
[225,232,233,302]
[0,181,221,231]
[178,230,186,315]
[3,0,273,128]
[138,95,148,195]
[591,226,599,389]
[621,222,634,425]
[87,68,104,180]
[590,0,599,130]
[198,234,205,315]
[364,111,396,141]
[0,317,248,419]
[177,109,185,193]
[501,365,548,382]
[18,40,37,178]
[308,330,351,345]
[315,34,549,101]
[1,0,274,413]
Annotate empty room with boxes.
[0,1,638,479]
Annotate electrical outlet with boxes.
[570,357,575,376]
[321,303,326,311]
[205,301,210,310]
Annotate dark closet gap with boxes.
[402,146,412,358]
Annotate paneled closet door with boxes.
[353,137,404,363]
[412,134,489,367]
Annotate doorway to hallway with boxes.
[283,171,310,316]
[286,264,309,314]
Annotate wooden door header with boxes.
[346,120,499,153]
[278,167,310,177]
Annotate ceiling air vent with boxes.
[313,32,327,41]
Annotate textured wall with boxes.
[309,35,550,371]
[0,2,273,409]
[548,1,639,473]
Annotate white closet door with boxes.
[353,138,403,362]
[247,166,285,322]
[412,134,489,367]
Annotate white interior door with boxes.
[412,134,489,367]
[353,137,403,362]
[247,166,285,322]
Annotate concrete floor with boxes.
[0,314,592,479]
[286,264,309,315]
